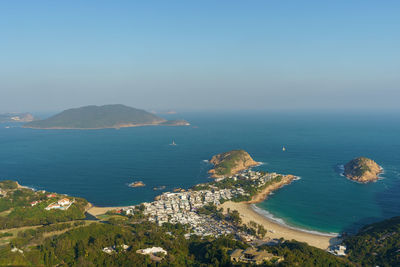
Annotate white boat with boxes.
[170,140,177,146]
[282,146,286,151]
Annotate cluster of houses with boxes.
[118,170,281,238]
[142,188,243,226]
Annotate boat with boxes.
[282,146,286,151]
[170,140,177,146]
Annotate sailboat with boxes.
[282,146,286,151]
[170,140,177,146]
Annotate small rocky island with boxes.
[208,150,259,178]
[344,157,382,183]
[128,181,145,188]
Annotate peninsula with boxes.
[23,104,190,129]
[208,150,259,178]
[344,157,382,183]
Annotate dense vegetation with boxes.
[261,241,353,267]
[24,104,168,129]
[210,150,257,177]
[0,181,88,229]
[0,212,352,267]
[344,216,400,266]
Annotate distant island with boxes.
[0,112,36,123]
[344,157,382,183]
[23,104,190,129]
[208,150,259,178]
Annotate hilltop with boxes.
[208,150,259,178]
[344,157,382,183]
[23,104,189,129]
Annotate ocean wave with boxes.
[250,204,338,237]
[337,164,345,177]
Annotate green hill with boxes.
[344,216,400,266]
[23,104,189,129]
[208,150,259,178]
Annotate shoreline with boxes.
[250,204,337,237]
[218,174,339,249]
[246,174,297,204]
[220,201,338,250]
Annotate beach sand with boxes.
[86,206,128,217]
[218,174,340,250]
[220,201,336,249]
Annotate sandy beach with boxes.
[86,206,128,217]
[218,175,339,249]
[220,201,336,249]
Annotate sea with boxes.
[0,111,399,234]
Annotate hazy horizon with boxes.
[1,1,399,113]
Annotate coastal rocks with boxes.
[208,150,259,178]
[128,181,145,187]
[153,186,166,191]
[173,188,186,192]
[344,157,382,183]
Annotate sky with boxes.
[1,1,399,112]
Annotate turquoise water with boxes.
[0,111,399,234]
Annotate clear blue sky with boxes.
[1,1,399,112]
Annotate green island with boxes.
[23,104,190,129]
[344,157,382,183]
[208,150,259,178]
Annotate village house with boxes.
[136,247,167,262]
[30,200,41,206]
[230,247,282,265]
[45,198,74,210]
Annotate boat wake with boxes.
[251,204,338,237]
